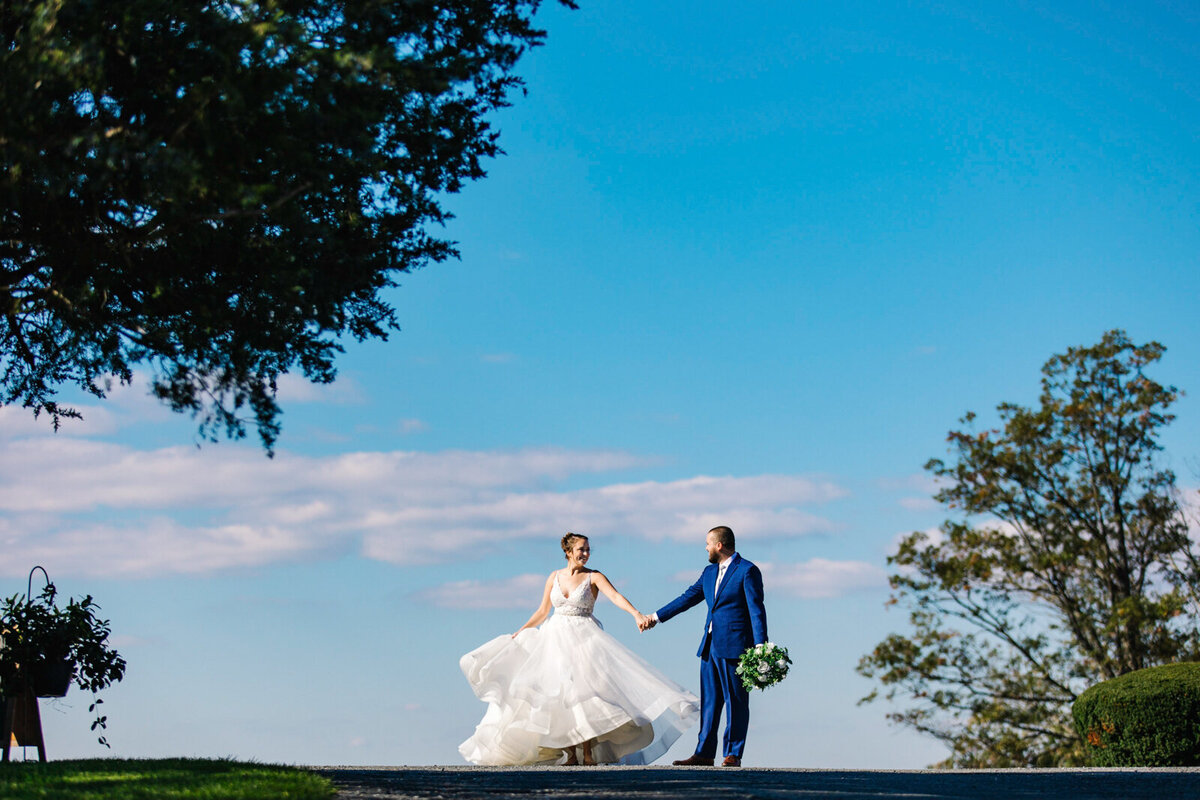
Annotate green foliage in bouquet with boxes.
[737,642,792,692]
[1073,663,1200,766]
[0,582,127,747]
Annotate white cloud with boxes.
[416,573,547,610]
[898,496,939,511]
[878,473,942,495]
[1,515,335,578]
[758,559,887,598]
[886,520,1022,576]
[888,526,946,556]
[397,418,429,434]
[360,474,845,565]
[274,373,366,405]
[1,370,366,448]
[0,372,190,442]
[0,401,119,439]
[668,558,887,599]
[0,435,847,578]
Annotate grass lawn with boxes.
[0,758,336,799]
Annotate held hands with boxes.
[637,612,657,632]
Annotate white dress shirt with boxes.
[709,553,734,632]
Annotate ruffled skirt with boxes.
[459,613,699,765]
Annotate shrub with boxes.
[1072,662,1200,766]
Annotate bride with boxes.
[459,532,700,765]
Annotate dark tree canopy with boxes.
[1,0,572,451]
[858,330,1200,767]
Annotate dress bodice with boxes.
[551,571,595,617]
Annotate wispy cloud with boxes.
[666,557,886,600]
[480,352,517,364]
[877,473,941,494]
[0,398,121,439]
[415,573,548,610]
[422,555,886,610]
[397,418,429,434]
[360,474,845,565]
[0,370,370,444]
[758,559,887,598]
[878,473,944,513]
[898,496,939,511]
[0,436,847,578]
[275,373,366,405]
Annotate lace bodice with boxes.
[551,571,595,617]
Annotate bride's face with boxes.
[568,540,590,566]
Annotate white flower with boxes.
[776,658,787,668]
[755,644,764,653]
[757,662,769,674]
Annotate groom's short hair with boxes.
[709,526,735,550]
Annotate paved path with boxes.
[316,766,1200,800]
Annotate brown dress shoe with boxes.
[672,754,715,766]
[722,755,742,767]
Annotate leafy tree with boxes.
[1,0,572,452]
[857,330,1200,767]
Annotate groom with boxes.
[640,525,768,767]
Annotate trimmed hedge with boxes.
[1073,662,1200,766]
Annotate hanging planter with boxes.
[31,658,75,699]
[0,567,126,746]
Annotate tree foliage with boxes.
[857,330,1200,767]
[1,0,571,451]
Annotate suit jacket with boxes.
[656,553,768,659]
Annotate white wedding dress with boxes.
[459,572,700,765]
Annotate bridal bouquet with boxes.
[736,642,791,692]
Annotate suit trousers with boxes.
[696,633,750,758]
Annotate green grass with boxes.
[0,758,336,800]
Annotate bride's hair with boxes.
[561,532,588,557]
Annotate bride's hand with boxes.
[633,612,646,630]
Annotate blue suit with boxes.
[656,553,768,759]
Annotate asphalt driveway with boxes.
[316,765,1200,800]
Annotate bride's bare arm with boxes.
[592,572,647,627]
[513,572,556,637]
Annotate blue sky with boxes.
[3,0,1199,767]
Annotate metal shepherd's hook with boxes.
[27,565,50,601]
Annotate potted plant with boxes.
[0,570,127,746]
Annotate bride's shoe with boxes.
[562,747,579,766]
[581,740,596,766]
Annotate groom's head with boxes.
[706,526,736,563]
